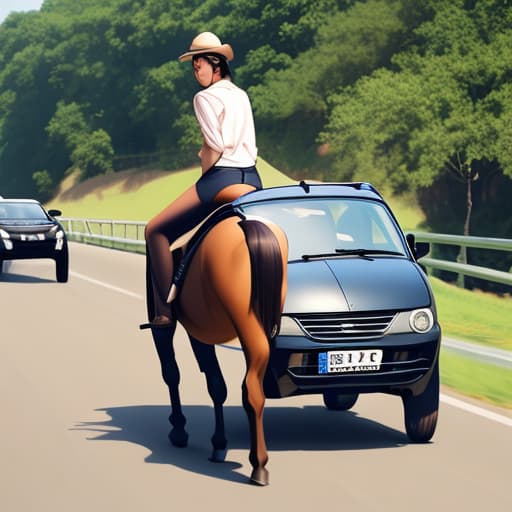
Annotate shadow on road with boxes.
[0,272,55,283]
[73,403,407,485]
[0,261,56,283]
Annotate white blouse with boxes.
[193,79,258,168]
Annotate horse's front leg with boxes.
[151,325,189,447]
[189,336,228,462]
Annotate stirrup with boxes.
[139,315,173,330]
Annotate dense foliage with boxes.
[0,0,511,265]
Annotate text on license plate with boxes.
[20,234,45,241]
[318,349,383,374]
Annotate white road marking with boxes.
[440,394,512,427]
[71,270,512,428]
[70,271,145,300]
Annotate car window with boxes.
[240,198,406,260]
[0,202,48,220]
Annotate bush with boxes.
[71,129,114,180]
[32,170,54,202]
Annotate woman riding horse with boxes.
[141,33,289,486]
[142,32,263,329]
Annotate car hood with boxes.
[283,257,431,314]
[0,220,54,231]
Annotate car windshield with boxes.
[0,202,48,221]
[239,197,406,261]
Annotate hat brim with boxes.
[179,44,234,62]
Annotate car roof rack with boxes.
[297,181,382,197]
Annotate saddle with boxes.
[167,203,241,303]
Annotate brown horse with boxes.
[146,214,288,486]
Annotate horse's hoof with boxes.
[249,467,269,486]
[168,428,188,447]
[209,448,227,463]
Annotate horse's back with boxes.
[178,216,251,344]
[177,215,287,345]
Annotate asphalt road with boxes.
[1,242,510,512]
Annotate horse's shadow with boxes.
[73,403,408,484]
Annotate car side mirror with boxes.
[406,233,430,260]
[48,209,62,217]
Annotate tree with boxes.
[71,129,114,179]
[320,0,512,288]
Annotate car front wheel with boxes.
[402,362,439,443]
[55,249,69,283]
[323,391,359,411]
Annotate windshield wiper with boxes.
[301,249,404,261]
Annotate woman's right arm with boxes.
[198,139,221,173]
[194,93,224,172]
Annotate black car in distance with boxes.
[0,199,68,282]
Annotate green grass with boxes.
[440,350,512,408]
[46,158,295,221]
[430,277,512,352]
[382,190,426,231]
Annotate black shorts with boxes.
[195,165,262,204]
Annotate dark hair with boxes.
[192,53,232,78]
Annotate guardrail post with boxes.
[456,246,467,288]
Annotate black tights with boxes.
[144,166,262,320]
[144,185,213,318]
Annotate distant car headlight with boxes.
[409,308,434,333]
[0,228,13,250]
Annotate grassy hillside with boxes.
[46,158,295,221]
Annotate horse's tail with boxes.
[238,219,284,339]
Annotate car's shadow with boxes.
[0,272,55,284]
[73,404,408,485]
[0,261,55,283]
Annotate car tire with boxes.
[402,362,439,443]
[323,391,359,411]
[56,248,69,283]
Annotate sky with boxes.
[0,0,44,24]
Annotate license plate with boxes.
[318,349,383,374]
[20,234,45,241]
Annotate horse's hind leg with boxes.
[151,326,189,447]
[237,321,271,486]
[189,336,228,462]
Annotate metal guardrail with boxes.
[61,218,146,248]
[413,232,512,286]
[60,218,512,286]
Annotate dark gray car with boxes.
[0,199,68,282]
[233,182,440,443]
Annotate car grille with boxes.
[4,225,53,234]
[293,311,396,341]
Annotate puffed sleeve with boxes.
[193,93,225,153]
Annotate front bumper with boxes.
[0,238,66,261]
[264,327,441,398]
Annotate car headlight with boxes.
[55,229,64,239]
[278,316,303,336]
[409,308,434,333]
[0,228,13,250]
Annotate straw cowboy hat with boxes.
[178,32,234,62]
